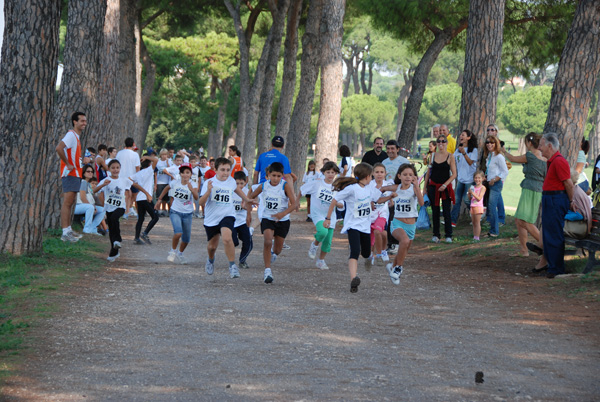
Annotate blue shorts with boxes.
[62,176,82,193]
[170,210,193,243]
[390,219,416,240]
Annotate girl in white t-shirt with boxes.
[95,159,145,262]
[155,149,172,215]
[324,163,381,293]
[379,163,424,286]
[299,161,341,270]
[155,164,199,265]
[368,163,394,267]
[302,160,318,222]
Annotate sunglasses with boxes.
[437,140,447,144]
[486,128,496,132]
[84,170,94,173]
[486,141,495,145]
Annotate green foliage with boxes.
[498,86,552,135]
[418,83,462,137]
[340,95,396,142]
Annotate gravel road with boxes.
[3,212,600,401]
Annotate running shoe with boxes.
[451,222,457,228]
[61,232,80,243]
[306,217,313,222]
[381,250,390,263]
[271,252,277,263]
[229,264,240,279]
[316,260,329,270]
[387,244,398,255]
[264,268,273,284]
[350,276,361,293]
[388,265,403,285]
[167,250,177,263]
[308,242,318,259]
[364,254,373,271]
[134,238,144,245]
[113,241,122,249]
[205,258,215,275]
[282,243,291,250]
[68,230,83,239]
[106,252,120,262]
[178,254,188,265]
[140,233,152,245]
[445,237,452,244]
[431,236,440,244]
[239,261,250,269]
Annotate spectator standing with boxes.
[539,133,574,278]
[450,129,478,227]
[361,137,388,166]
[439,124,456,154]
[482,135,509,238]
[253,136,293,185]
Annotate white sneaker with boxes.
[264,268,273,284]
[381,250,390,263]
[107,252,120,262]
[431,236,440,243]
[365,254,373,271]
[249,227,254,236]
[445,237,452,243]
[271,252,277,263]
[205,258,214,275]
[178,254,188,265]
[61,232,80,243]
[167,250,177,263]
[316,260,329,270]
[282,243,291,250]
[387,244,398,255]
[113,241,122,249]
[387,263,402,285]
[229,264,240,278]
[68,230,83,239]
[308,242,318,259]
[129,208,138,218]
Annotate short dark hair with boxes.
[107,146,116,154]
[71,112,85,127]
[233,171,247,181]
[339,145,351,157]
[108,159,121,168]
[98,144,107,152]
[141,159,152,169]
[87,147,97,154]
[321,161,340,174]
[174,154,183,161]
[267,162,284,174]
[386,140,399,149]
[124,137,134,148]
[215,157,232,170]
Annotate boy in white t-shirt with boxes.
[129,155,159,245]
[232,171,253,269]
[199,158,256,279]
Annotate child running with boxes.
[130,155,159,245]
[299,161,341,270]
[302,160,318,222]
[95,160,147,261]
[367,163,393,268]
[379,163,425,285]
[324,163,381,293]
[199,157,256,278]
[468,170,486,242]
[231,171,253,270]
[249,162,296,284]
[155,164,199,264]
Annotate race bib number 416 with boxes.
[212,188,231,204]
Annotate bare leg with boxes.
[263,230,274,268]
[61,192,77,229]
[348,258,358,279]
[171,233,182,250]
[472,213,482,238]
[221,227,236,262]
[273,236,284,255]
[515,219,529,256]
[392,228,411,266]
[207,234,220,260]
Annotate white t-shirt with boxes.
[130,166,154,202]
[261,180,290,222]
[302,171,318,185]
[99,176,132,213]
[199,166,210,186]
[370,180,394,222]
[232,187,249,227]
[201,176,238,227]
[115,149,140,180]
[333,183,381,234]
[392,183,419,219]
[191,166,201,186]
[382,156,410,181]
[169,179,197,214]
[165,165,181,182]
[156,159,172,185]
[300,179,336,225]
[340,156,354,177]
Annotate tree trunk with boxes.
[89,0,121,147]
[343,57,353,97]
[138,28,156,150]
[397,22,467,150]
[206,75,219,158]
[287,0,323,181]
[543,0,600,165]
[314,0,346,168]
[42,0,106,230]
[257,0,291,158]
[215,78,232,158]
[226,121,237,150]
[590,75,600,163]
[133,2,144,148]
[274,0,303,140]
[0,0,61,254]
[396,72,412,136]
[352,58,360,94]
[360,58,368,94]
[115,0,138,144]
[225,1,251,155]
[458,0,505,143]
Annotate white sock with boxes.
[62,228,70,236]
[171,248,176,253]
[177,250,183,256]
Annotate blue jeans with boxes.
[542,193,569,275]
[487,181,504,235]
[74,203,105,233]
[451,181,473,224]
[169,210,193,243]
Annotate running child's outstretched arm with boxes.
[131,182,153,202]
[188,182,199,200]
[198,181,212,207]
[234,187,258,205]
[94,179,111,194]
[376,191,397,205]
[271,182,296,221]
[249,185,263,199]
[323,198,338,229]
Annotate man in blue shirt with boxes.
[253,136,293,185]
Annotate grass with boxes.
[0,229,104,380]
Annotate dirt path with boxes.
[3,212,600,401]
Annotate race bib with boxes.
[264,195,282,211]
[394,197,412,213]
[173,186,191,201]
[234,199,243,211]
[191,174,199,184]
[354,198,371,218]
[317,187,333,204]
[106,190,125,208]
[211,188,232,204]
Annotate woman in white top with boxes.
[483,135,509,237]
[339,144,354,177]
[575,138,591,194]
[450,129,478,226]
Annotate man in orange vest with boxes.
[56,111,87,243]
[228,145,243,177]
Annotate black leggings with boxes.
[427,185,453,238]
[348,229,371,260]
[135,200,159,238]
[106,208,124,256]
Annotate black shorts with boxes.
[260,219,290,238]
[131,186,140,194]
[204,216,235,241]
[156,184,170,203]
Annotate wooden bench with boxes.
[564,207,600,274]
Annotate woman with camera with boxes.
[451,129,479,227]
